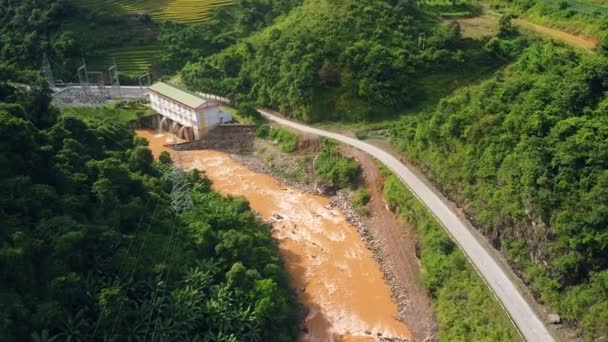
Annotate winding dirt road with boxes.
[258,109,556,342]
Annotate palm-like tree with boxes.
[31,330,59,342]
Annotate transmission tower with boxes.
[418,32,426,50]
[87,71,108,98]
[161,168,193,214]
[108,59,121,98]
[77,59,91,96]
[42,53,55,87]
[138,72,151,89]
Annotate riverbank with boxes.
[136,130,413,341]
[233,139,436,341]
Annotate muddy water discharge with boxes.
[137,130,411,341]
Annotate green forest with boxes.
[390,43,608,338]
[0,66,297,341]
[3,0,608,340]
[180,0,480,121]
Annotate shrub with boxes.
[498,14,516,38]
[314,140,361,188]
[268,127,298,153]
[238,101,259,119]
[159,151,172,165]
[257,125,298,152]
[353,188,370,207]
[256,124,270,138]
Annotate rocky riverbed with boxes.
[231,142,415,341]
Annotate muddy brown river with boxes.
[137,129,411,341]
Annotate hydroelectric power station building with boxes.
[148,82,232,141]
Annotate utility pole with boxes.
[109,58,121,98]
[77,58,90,96]
[418,32,426,50]
[42,53,55,87]
[88,71,107,98]
[138,72,151,89]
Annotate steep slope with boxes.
[181,0,486,122]
[391,42,608,339]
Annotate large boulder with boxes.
[547,313,561,324]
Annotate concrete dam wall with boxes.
[135,114,256,153]
[172,124,256,153]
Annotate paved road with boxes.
[258,109,555,342]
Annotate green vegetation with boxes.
[57,14,162,77]
[353,188,371,207]
[421,0,482,18]
[0,0,68,69]
[70,0,233,24]
[489,0,608,40]
[314,140,361,189]
[90,45,163,76]
[61,101,153,124]
[390,42,608,338]
[0,0,297,82]
[383,174,520,341]
[0,67,297,341]
[181,0,488,122]
[158,0,301,75]
[256,124,298,153]
[5,0,608,339]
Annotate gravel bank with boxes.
[230,141,415,342]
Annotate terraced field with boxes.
[69,0,234,76]
[87,45,162,77]
[72,0,233,24]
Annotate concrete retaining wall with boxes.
[131,114,160,129]
[172,124,256,153]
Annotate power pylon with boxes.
[77,59,90,96]
[42,53,55,87]
[418,32,426,50]
[138,72,151,89]
[161,168,193,214]
[109,58,121,98]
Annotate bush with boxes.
[355,131,369,140]
[353,188,370,207]
[257,125,298,153]
[159,151,172,165]
[314,140,361,188]
[238,101,260,119]
[498,14,516,38]
[269,127,298,153]
[256,124,270,138]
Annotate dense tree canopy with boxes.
[390,42,608,338]
[180,0,470,122]
[0,0,68,67]
[159,0,302,74]
[0,68,297,341]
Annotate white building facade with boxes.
[148,82,232,140]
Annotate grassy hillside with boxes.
[88,45,163,77]
[61,102,154,124]
[489,0,608,40]
[383,172,520,341]
[70,0,233,24]
[57,15,162,77]
[54,0,295,81]
[421,0,482,18]
[390,41,608,339]
[181,0,503,122]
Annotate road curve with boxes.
[258,109,555,342]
